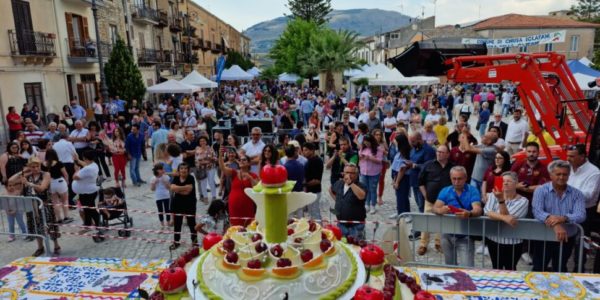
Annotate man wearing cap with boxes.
[280,140,307,165]
[504,108,529,156]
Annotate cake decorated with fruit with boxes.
[187,165,365,300]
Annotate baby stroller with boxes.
[98,185,134,237]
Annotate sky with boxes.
[193,0,578,32]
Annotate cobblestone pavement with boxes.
[0,111,589,272]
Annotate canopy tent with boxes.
[579,57,593,67]
[213,65,254,81]
[247,67,262,77]
[349,63,395,81]
[568,60,600,78]
[180,70,217,88]
[278,72,302,83]
[343,65,367,77]
[368,69,440,86]
[146,79,200,94]
[573,72,600,91]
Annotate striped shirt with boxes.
[532,183,586,237]
[484,193,528,244]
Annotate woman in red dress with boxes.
[218,147,258,226]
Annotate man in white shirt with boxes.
[241,127,266,174]
[357,106,369,124]
[396,105,411,125]
[72,150,103,241]
[53,132,78,205]
[504,108,529,156]
[501,91,512,117]
[69,120,89,158]
[567,144,600,271]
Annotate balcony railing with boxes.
[131,5,160,24]
[8,30,56,57]
[203,40,212,51]
[184,25,197,37]
[65,38,114,64]
[191,38,201,50]
[137,48,164,64]
[157,10,168,27]
[211,43,221,53]
[169,16,183,32]
[173,51,185,64]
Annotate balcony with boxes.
[191,38,201,50]
[173,51,185,64]
[184,25,197,37]
[137,48,164,65]
[65,38,115,65]
[202,40,211,51]
[62,0,105,7]
[8,30,56,65]
[169,16,183,32]
[211,43,221,53]
[157,10,168,27]
[131,5,159,25]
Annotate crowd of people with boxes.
[1,82,599,274]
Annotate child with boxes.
[1,181,27,242]
[195,200,227,236]
[150,163,171,227]
[98,188,124,221]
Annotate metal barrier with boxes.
[398,212,585,272]
[0,196,51,256]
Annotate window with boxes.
[544,43,553,52]
[570,35,579,52]
[518,45,527,52]
[24,83,45,120]
[109,24,118,44]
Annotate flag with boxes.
[215,55,226,85]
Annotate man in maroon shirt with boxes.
[449,133,477,181]
[6,106,23,142]
[510,141,550,203]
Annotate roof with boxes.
[471,14,600,30]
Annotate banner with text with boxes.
[462,30,566,49]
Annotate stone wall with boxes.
[97,0,127,43]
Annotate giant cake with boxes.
[187,165,365,300]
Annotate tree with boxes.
[286,0,332,25]
[591,48,600,70]
[225,50,255,70]
[301,29,363,92]
[570,0,600,21]
[269,19,321,79]
[104,37,146,102]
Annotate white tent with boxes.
[215,65,254,81]
[180,70,217,88]
[580,57,593,67]
[573,72,600,90]
[343,65,367,77]
[278,73,301,83]
[349,63,396,81]
[247,67,262,77]
[146,79,200,94]
[368,69,440,86]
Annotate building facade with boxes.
[0,0,250,141]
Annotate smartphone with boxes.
[494,176,504,192]
[447,205,463,214]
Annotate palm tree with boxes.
[301,29,363,92]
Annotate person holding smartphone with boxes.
[483,171,528,270]
[433,166,483,267]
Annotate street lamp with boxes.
[91,0,109,101]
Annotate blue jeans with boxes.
[442,234,475,267]
[411,185,425,212]
[303,112,311,126]
[129,156,142,184]
[478,124,486,138]
[502,104,510,117]
[7,211,27,237]
[392,171,411,215]
[307,192,322,222]
[360,174,380,207]
[339,223,365,240]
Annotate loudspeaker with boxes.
[211,126,231,140]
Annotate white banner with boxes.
[462,30,566,49]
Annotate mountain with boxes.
[245,9,411,54]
